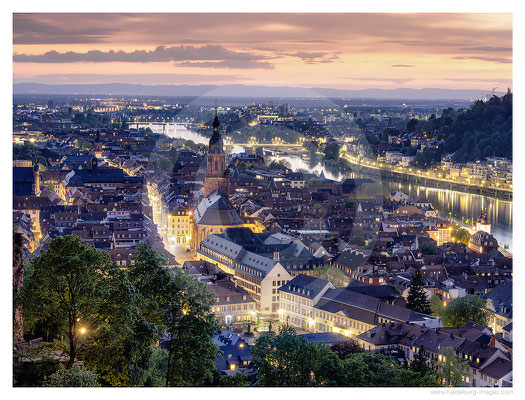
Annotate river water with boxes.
[272,153,513,252]
[133,123,512,251]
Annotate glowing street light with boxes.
[80,327,86,334]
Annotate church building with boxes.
[203,111,230,197]
[191,110,262,251]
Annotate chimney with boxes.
[273,251,280,262]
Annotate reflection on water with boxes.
[130,122,208,144]
[269,154,344,181]
[271,152,513,251]
[134,124,512,251]
[381,181,512,251]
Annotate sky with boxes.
[12,13,512,90]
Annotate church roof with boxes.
[194,189,244,226]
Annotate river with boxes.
[269,152,513,252]
[133,123,512,251]
[130,122,245,153]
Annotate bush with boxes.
[43,364,101,387]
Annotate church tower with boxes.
[93,130,103,159]
[475,211,491,234]
[204,109,230,197]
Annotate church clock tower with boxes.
[203,109,230,197]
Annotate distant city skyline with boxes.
[13,13,512,91]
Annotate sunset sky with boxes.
[13,13,512,90]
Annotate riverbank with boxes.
[340,153,512,201]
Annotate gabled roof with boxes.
[194,189,244,226]
[411,329,465,353]
[279,275,332,300]
[318,288,428,323]
[333,249,368,269]
[357,322,425,346]
[480,357,512,380]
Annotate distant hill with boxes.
[441,92,513,162]
[12,83,506,100]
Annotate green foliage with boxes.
[268,160,290,170]
[129,243,219,387]
[442,94,513,162]
[323,142,340,160]
[407,118,419,133]
[438,295,489,327]
[311,264,347,288]
[340,352,399,386]
[143,348,169,387]
[330,341,363,360]
[251,327,435,387]
[20,235,114,367]
[419,242,439,255]
[451,225,471,245]
[430,295,445,319]
[149,153,173,172]
[19,239,220,387]
[75,140,90,151]
[218,372,252,387]
[391,369,439,387]
[43,363,101,387]
[252,326,342,386]
[13,143,58,166]
[13,341,61,387]
[349,235,365,246]
[406,270,432,314]
[434,347,471,387]
[411,145,445,169]
[343,198,356,209]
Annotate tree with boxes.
[451,226,471,245]
[20,235,114,368]
[323,142,340,160]
[218,372,252,387]
[340,352,400,386]
[406,270,431,314]
[13,229,24,341]
[430,295,446,319]
[330,341,363,359]
[252,326,342,386]
[43,364,101,387]
[144,348,169,387]
[391,369,439,387]
[163,271,219,386]
[419,242,439,255]
[407,118,419,133]
[343,198,355,209]
[349,235,365,247]
[434,347,471,387]
[127,243,219,387]
[80,266,157,386]
[439,295,489,327]
[311,264,347,288]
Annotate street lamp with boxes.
[80,327,86,334]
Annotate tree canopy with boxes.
[432,295,489,327]
[406,269,432,315]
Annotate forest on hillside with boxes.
[438,91,512,162]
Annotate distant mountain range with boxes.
[12,83,505,100]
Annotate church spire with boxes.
[212,105,220,132]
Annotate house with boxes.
[208,280,257,326]
[213,331,253,375]
[390,191,409,203]
[278,275,334,331]
[482,280,512,335]
[469,231,499,254]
